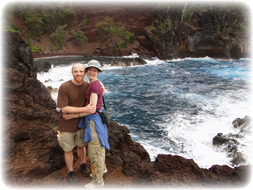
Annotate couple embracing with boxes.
[57,60,109,188]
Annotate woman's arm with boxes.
[99,81,105,95]
[62,93,98,120]
[89,93,98,108]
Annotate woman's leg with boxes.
[88,120,105,185]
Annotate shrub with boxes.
[159,19,172,34]
[81,14,87,25]
[51,26,68,49]
[183,9,193,23]
[71,30,88,44]
[50,46,60,51]
[96,17,135,51]
[30,46,44,53]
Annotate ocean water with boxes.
[36,56,252,169]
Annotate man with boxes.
[57,63,98,182]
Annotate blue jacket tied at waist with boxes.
[78,111,110,150]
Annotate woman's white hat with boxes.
[85,60,102,72]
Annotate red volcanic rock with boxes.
[26,3,250,60]
[4,32,36,77]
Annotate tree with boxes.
[64,7,76,28]
[52,4,76,28]
[96,17,135,52]
[24,12,43,39]
[41,8,56,35]
[51,26,68,49]
[65,0,76,27]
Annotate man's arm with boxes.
[61,103,95,114]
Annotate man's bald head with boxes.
[72,62,85,72]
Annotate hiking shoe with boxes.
[84,182,104,189]
[80,163,90,177]
[67,170,78,183]
[90,168,107,177]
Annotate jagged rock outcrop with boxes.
[4,31,36,77]
[159,5,250,59]
[37,61,52,72]
[213,116,251,166]
[3,32,251,188]
[108,57,147,67]
[135,155,252,190]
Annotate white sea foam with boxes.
[122,52,139,58]
[145,58,165,65]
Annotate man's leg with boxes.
[64,150,74,171]
[64,149,78,182]
[77,145,86,163]
[57,131,78,182]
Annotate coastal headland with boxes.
[2,27,251,188]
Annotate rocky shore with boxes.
[2,32,251,188]
[33,52,87,59]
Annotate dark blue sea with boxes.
[36,55,252,168]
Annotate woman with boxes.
[63,60,109,188]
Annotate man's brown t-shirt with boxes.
[57,80,90,133]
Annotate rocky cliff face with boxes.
[10,2,250,59]
[170,8,250,60]
[4,31,36,77]
[3,32,250,187]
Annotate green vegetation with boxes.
[46,4,76,28]
[51,26,68,49]
[23,10,43,39]
[14,1,42,39]
[41,7,57,35]
[81,14,87,25]
[150,19,172,42]
[96,17,135,51]
[71,30,88,44]
[0,2,20,33]
[234,22,247,33]
[30,46,44,53]
[216,19,246,37]
[4,3,79,50]
[153,0,253,40]
[50,46,60,52]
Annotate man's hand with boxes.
[62,113,76,120]
[99,81,105,95]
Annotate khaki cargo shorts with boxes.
[57,128,87,152]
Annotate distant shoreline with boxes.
[34,52,249,61]
[33,52,86,59]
